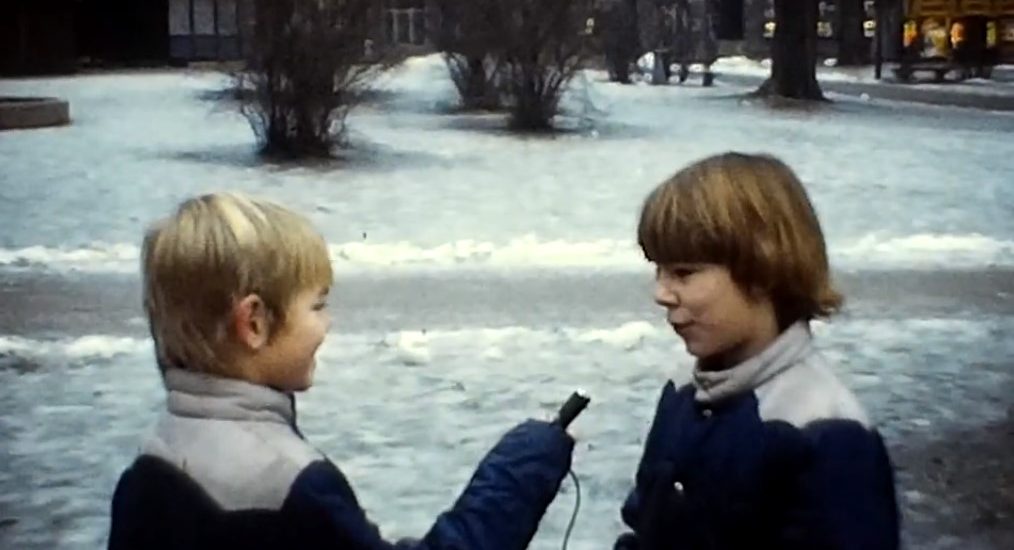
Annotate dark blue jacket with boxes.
[615,324,900,550]
[108,369,573,550]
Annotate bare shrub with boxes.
[236,0,389,158]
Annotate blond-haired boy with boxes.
[109,193,574,550]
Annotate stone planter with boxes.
[0,97,71,130]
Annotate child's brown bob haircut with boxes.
[638,152,842,326]
[141,192,332,376]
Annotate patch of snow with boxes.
[714,55,864,82]
[0,335,149,361]
[4,231,1013,273]
[834,233,1014,270]
[713,55,1014,97]
[1,57,1012,277]
[383,330,432,366]
[569,321,660,351]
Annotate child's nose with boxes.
[654,280,680,308]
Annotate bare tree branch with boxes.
[429,0,505,110]
[492,0,595,130]
[232,0,393,159]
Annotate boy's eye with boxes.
[660,265,696,279]
[313,301,328,311]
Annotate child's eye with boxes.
[313,301,328,311]
[656,264,699,281]
[661,265,696,279]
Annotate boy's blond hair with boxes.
[638,152,842,325]
[142,192,332,375]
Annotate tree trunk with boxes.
[602,0,639,84]
[837,0,867,65]
[464,55,488,105]
[757,0,824,100]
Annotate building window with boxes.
[385,0,426,45]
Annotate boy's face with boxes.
[256,286,331,392]
[653,263,779,369]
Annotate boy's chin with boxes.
[684,341,720,363]
[274,367,315,393]
[682,339,707,358]
[290,372,315,392]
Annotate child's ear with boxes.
[747,281,774,301]
[233,294,270,350]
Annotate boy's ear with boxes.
[233,294,270,350]
[748,284,769,300]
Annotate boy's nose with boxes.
[654,280,679,308]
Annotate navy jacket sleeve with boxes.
[777,420,900,550]
[287,419,574,550]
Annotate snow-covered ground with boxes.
[1,55,1013,273]
[2,317,1012,549]
[2,55,1014,549]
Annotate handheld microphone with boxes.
[553,390,591,429]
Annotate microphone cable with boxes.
[561,469,581,550]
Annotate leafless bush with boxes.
[235,0,389,158]
[434,0,594,129]
[429,0,505,110]
[491,0,596,130]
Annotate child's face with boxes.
[257,285,331,392]
[653,263,778,368]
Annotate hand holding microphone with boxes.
[552,390,591,431]
[551,390,590,550]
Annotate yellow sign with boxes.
[922,19,950,57]
[1003,20,1014,42]
[903,20,918,47]
[986,21,997,47]
[864,20,876,38]
[950,21,966,47]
